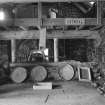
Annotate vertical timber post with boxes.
[11,7,16,63]
[38,2,47,50]
[97,0,103,70]
[38,1,42,28]
[97,0,102,25]
[49,8,58,62]
[11,39,16,63]
[38,2,42,49]
[54,38,58,62]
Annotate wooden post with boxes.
[39,28,46,49]
[11,39,16,63]
[38,2,47,50]
[97,1,102,25]
[38,2,42,28]
[49,8,59,62]
[54,38,58,62]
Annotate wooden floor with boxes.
[0,81,104,105]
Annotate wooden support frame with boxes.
[0,30,99,40]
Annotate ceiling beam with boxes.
[14,18,41,27]
[0,18,104,28]
[43,18,98,26]
[0,0,99,3]
[0,30,99,39]
[0,18,101,28]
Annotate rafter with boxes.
[74,2,88,14]
[0,0,98,4]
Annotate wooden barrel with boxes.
[59,64,74,81]
[10,67,27,83]
[31,66,47,82]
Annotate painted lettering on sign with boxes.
[65,18,85,25]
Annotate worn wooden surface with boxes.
[0,0,102,3]
[0,30,99,40]
[0,81,104,105]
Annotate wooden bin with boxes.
[10,67,27,83]
[59,64,75,81]
[31,65,47,82]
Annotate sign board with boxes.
[65,18,85,25]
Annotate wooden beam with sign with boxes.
[1,18,103,27]
[43,18,98,26]
[0,30,99,40]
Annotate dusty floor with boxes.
[0,81,104,105]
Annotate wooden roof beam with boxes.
[0,30,99,40]
[0,0,99,3]
[74,2,88,14]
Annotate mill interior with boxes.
[0,0,105,105]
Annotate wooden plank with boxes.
[0,0,100,3]
[0,30,39,40]
[0,30,99,39]
[85,18,97,25]
[33,82,52,90]
[15,18,40,27]
[43,18,98,26]
[15,18,101,26]
[0,18,100,27]
[0,0,95,3]
[9,60,92,67]
[50,30,99,39]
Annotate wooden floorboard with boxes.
[0,81,104,105]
